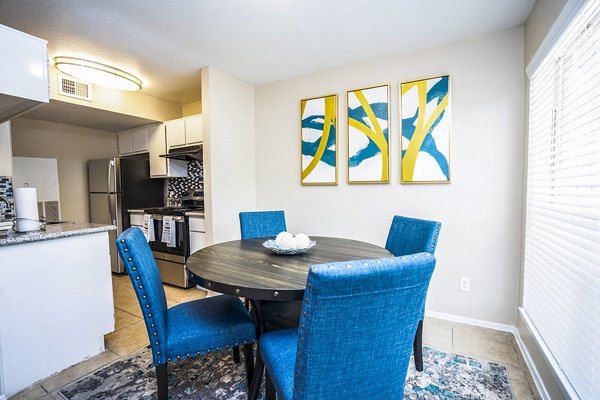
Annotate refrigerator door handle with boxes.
[108,160,115,225]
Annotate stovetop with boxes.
[144,206,204,216]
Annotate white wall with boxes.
[11,117,118,223]
[201,67,256,244]
[255,28,525,325]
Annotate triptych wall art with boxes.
[300,74,450,185]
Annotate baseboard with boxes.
[512,318,550,400]
[425,310,517,334]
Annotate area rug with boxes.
[58,346,515,399]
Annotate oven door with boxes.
[149,215,188,257]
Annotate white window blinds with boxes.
[523,0,600,398]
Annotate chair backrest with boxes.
[239,210,287,239]
[115,227,168,365]
[294,253,436,400]
[385,215,441,257]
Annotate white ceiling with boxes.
[0,0,534,105]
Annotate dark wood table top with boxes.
[187,236,393,301]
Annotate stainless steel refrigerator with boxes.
[88,157,164,273]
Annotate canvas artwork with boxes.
[347,84,390,183]
[400,75,451,183]
[300,94,337,185]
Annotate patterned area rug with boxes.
[58,346,514,399]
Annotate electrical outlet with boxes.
[459,277,470,292]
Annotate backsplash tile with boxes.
[0,176,15,222]
[167,160,203,197]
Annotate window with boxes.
[523,0,600,399]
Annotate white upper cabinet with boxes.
[166,115,203,149]
[118,127,149,155]
[148,124,187,178]
[185,115,203,144]
[0,24,49,123]
[0,122,13,177]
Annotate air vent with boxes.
[58,75,92,101]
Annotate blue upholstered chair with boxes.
[116,227,257,400]
[239,210,287,239]
[385,215,441,371]
[260,253,436,400]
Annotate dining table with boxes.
[186,236,393,400]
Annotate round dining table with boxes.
[186,236,393,400]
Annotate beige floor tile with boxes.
[7,384,47,400]
[452,324,521,367]
[105,320,149,357]
[163,284,207,303]
[112,283,139,309]
[119,299,179,319]
[506,363,536,400]
[111,273,132,287]
[512,339,542,399]
[422,317,454,353]
[40,350,120,393]
[114,308,142,330]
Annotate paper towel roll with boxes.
[14,187,40,232]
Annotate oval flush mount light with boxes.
[54,56,142,91]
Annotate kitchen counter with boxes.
[0,222,115,246]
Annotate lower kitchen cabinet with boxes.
[189,216,206,254]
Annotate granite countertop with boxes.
[0,223,116,247]
[185,211,205,217]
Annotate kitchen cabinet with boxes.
[166,115,203,149]
[189,216,206,254]
[0,122,13,177]
[118,127,149,155]
[148,124,187,178]
[0,24,49,124]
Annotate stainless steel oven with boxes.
[145,208,196,288]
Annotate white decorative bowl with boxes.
[262,239,316,255]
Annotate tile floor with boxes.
[9,273,540,400]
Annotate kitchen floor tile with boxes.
[114,308,141,330]
[163,284,207,303]
[7,384,47,400]
[112,283,139,309]
[104,320,149,357]
[506,363,537,399]
[39,350,120,393]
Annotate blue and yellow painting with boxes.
[301,95,337,185]
[347,85,389,183]
[401,75,450,183]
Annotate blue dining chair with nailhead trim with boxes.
[239,210,287,239]
[259,253,436,400]
[116,227,257,400]
[385,215,442,372]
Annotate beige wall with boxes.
[50,64,183,122]
[524,0,568,66]
[182,100,202,117]
[201,67,255,244]
[11,117,118,223]
[255,28,525,326]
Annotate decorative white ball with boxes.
[275,231,295,249]
[294,233,311,249]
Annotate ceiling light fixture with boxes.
[54,56,142,91]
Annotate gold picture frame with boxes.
[400,74,451,184]
[300,94,338,185]
[347,84,390,184]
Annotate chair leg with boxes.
[266,370,276,400]
[413,319,424,372]
[244,343,255,387]
[233,345,241,363]
[156,363,168,400]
